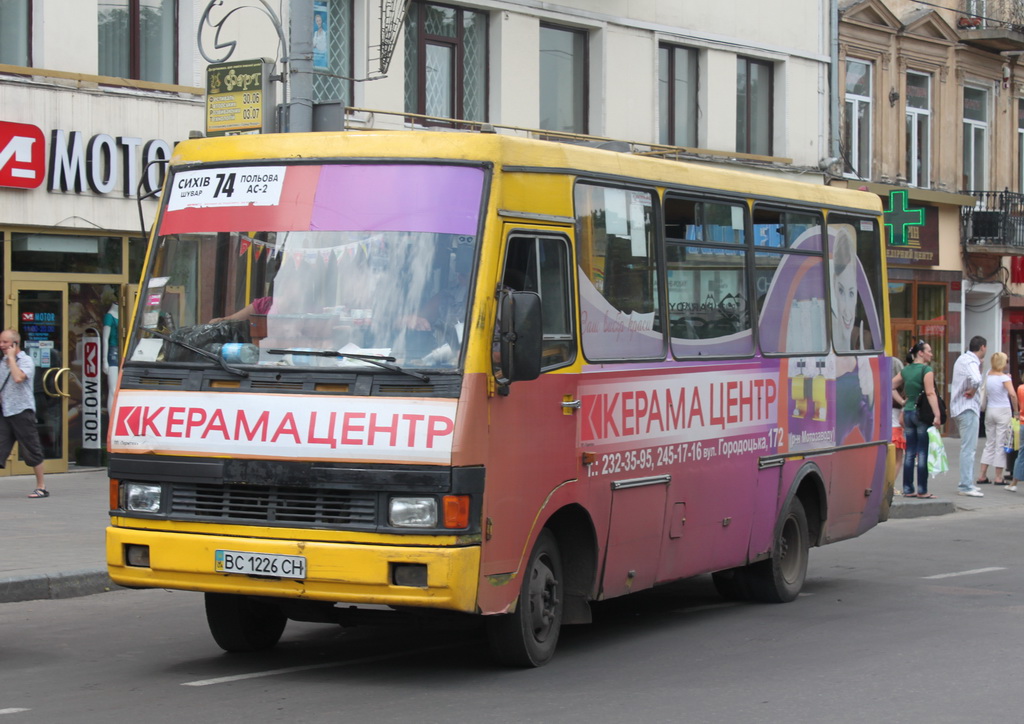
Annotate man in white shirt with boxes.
[950,335,987,497]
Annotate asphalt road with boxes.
[2,508,1021,724]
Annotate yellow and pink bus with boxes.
[106,131,893,666]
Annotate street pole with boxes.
[287,0,314,133]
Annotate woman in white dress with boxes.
[977,352,1018,485]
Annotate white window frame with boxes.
[659,44,699,147]
[963,86,989,192]
[844,59,873,180]
[905,71,931,189]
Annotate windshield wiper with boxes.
[141,327,248,378]
[267,348,431,382]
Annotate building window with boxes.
[736,57,773,156]
[659,45,698,147]
[404,2,488,122]
[890,281,947,399]
[98,0,177,84]
[966,0,987,26]
[540,24,587,135]
[963,86,989,191]
[843,59,872,179]
[312,0,353,107]
[0,0,30,66]
[906,72,931,189]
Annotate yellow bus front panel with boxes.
[106,526,481,612]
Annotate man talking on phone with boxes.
[0,330,47,498]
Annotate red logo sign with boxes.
[0,121,45,189]
[84,340,99,378]
[20,312,34,322]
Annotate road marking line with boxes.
[182,643,457,687]
[922,567,1006,580]
[0,709,30,715]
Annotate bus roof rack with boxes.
[342,107,814,175]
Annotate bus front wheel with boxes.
[204,592,288,652]
[747,498,809,603]
[485,529,564,667]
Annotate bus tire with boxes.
[747,497,809,603]
[204,593,288,652]
[485,529,564,667]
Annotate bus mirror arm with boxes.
[498,291,543,387]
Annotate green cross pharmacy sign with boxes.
[883,189,924,246]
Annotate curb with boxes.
[889,499,957,519]
[0,569,121,604]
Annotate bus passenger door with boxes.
[480,231,580,583]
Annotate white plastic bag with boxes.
[927,426,948,477]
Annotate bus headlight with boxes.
[124,483,163,513]
[389,497,437,528]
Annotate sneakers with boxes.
[958,489,985,497]
[1007,485,1018,492]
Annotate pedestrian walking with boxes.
[894,341,941,498]
[951,335,987,498]
[977,352,1017,486]
[0,329,48,498]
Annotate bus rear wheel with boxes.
[747,498,809,603]
[485,529,564,667]
[204,593,288,652]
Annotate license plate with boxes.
[215,550,307,579]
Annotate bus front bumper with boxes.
[106,526,481,613]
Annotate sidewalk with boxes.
[2,435,1022,604]
[0,467,114,603]
[888,434,1024,519]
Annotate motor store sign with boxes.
[0,120,171,196]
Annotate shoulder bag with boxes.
[916,390,947,427]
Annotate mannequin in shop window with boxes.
[102,303,119,411]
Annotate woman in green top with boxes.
[893,341,941,497]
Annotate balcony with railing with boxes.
[962,190,1024,253]
[958,0,1024,52]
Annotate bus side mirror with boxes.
[498,291,542,385]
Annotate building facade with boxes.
[2,0,840,471]
[839,0,1024,402]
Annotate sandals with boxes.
[917,493,936,499]
[27,488,49,498]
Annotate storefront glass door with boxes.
[8,283,68,475]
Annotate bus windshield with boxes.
[127,162,485,371]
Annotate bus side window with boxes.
[500,235,575,370]
[752,207,828,355]
[663,194,752,357]
[826,216,883,353]
[574,183,663,361]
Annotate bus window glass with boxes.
[753,209,823,251]
[753,207,827,355]
[664,196,745,245]
[575,183,663,360]
[128,163,485,371]
[498,235,575,369]
[664,195,753,357]
[827,216,883,353]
